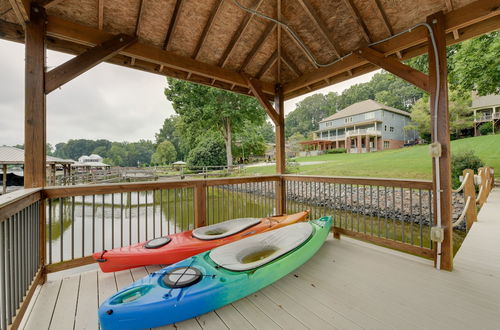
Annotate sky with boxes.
[0,39,378,147]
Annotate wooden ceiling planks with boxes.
[0,0,497,100]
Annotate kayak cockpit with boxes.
[210,222,313,271]
[192,217,261,240]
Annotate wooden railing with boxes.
[283,175,435,259]
[452,166,495,232]
[0,189,44,330]
[0,170,495,329]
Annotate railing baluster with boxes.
[59,197,63,263]
[92,195,95,253]
[160,189,164,235]
[82,196,85,257]
[393,187,396,240]
[410,188,414,245]
[49,199,52,264]
[174,188,177,233]
[152,190,156,237]
[103,194,106,250]
[128,192,132,244]
[112,193,115,249]
[145,191,148,240]
[401,187,405,243]
[71,196,75,260]
[419,189,423,248]
[120,193,124,247]
[137,192,140,242]
[167,189,171,235]
[385,186,388,239]
[0,221,6,330]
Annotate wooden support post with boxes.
[194,183,206,228]
[357,135,362,153]
[24,4,46,188]
[2,164,7,194]
[463,169,477,231]
[275,84,286,215]
[428,11,453,271]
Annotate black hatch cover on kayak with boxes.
[163,267,202,288]
[144,237,171,249]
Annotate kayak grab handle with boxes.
[96,250,108,262]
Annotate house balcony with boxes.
[474,112,500,122]
[346,129,382,137]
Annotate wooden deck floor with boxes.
[21,188,500,330]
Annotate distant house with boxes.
[471,94,500,135]
[75,154,109,168]
[301,100,418,154]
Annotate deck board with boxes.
[22,188,500,330]
[74,271,98,330]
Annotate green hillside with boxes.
[243,135,500,180]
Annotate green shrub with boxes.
[187,135,226,169]
[326,148,347,154]
[479,122,494,135]
[451,150,484,188]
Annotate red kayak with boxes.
[93,211,309,272]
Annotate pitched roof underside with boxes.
[0,0,498,101]
[0,146,73,165]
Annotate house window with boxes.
[384,141,390,149]
[365,112,375,120]
[390,127,394,132]
[344,117,353,123]
[384,125,387,131]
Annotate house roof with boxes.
[0,146,74,165]
[320,100,410,122]
[471,94,500,109]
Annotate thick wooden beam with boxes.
[427,11,453,271]
[219,0,265,67]
[274,84,286,215]
[240,22,276,71]
[256,50,278,79]
[357,47,430,92]
[298,0,341,58]
[283,0,500,97]
[244,74,279,124]
[24,4,45,188]
[163,0,184,51]
[342,0,371,42]
[45,34,136,94]
[44,15,275,95]
[193,0,223,60]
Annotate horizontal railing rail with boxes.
[0,189,43,330]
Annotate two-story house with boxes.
[301,100,418,153]
[471,94,500,136]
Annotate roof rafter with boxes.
[256,50,278,79]
[98,0,104,30]
[219,0,265,68]
[297,0,341,58]
[240,22,276,72]
[277,0,282,82]
[443,0,460,39]
[163,0,184,51]
[280,52,302,77]
[342,0,371,42]
[373,0,403,58]
[8,0,29,26]
[134,0,145,36]
[193,0,224,60]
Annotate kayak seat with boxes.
[210,222,313,271]
[192,217,261,240]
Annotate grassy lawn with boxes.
[243,135,500,180]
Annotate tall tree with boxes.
[152,141,177,165]
[164,78,266,167]
[155,115,184,159]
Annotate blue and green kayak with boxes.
[98,216,332,330]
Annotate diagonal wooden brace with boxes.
[356,47,430,92]
[45,33,137,94]
[243,73,280,125]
